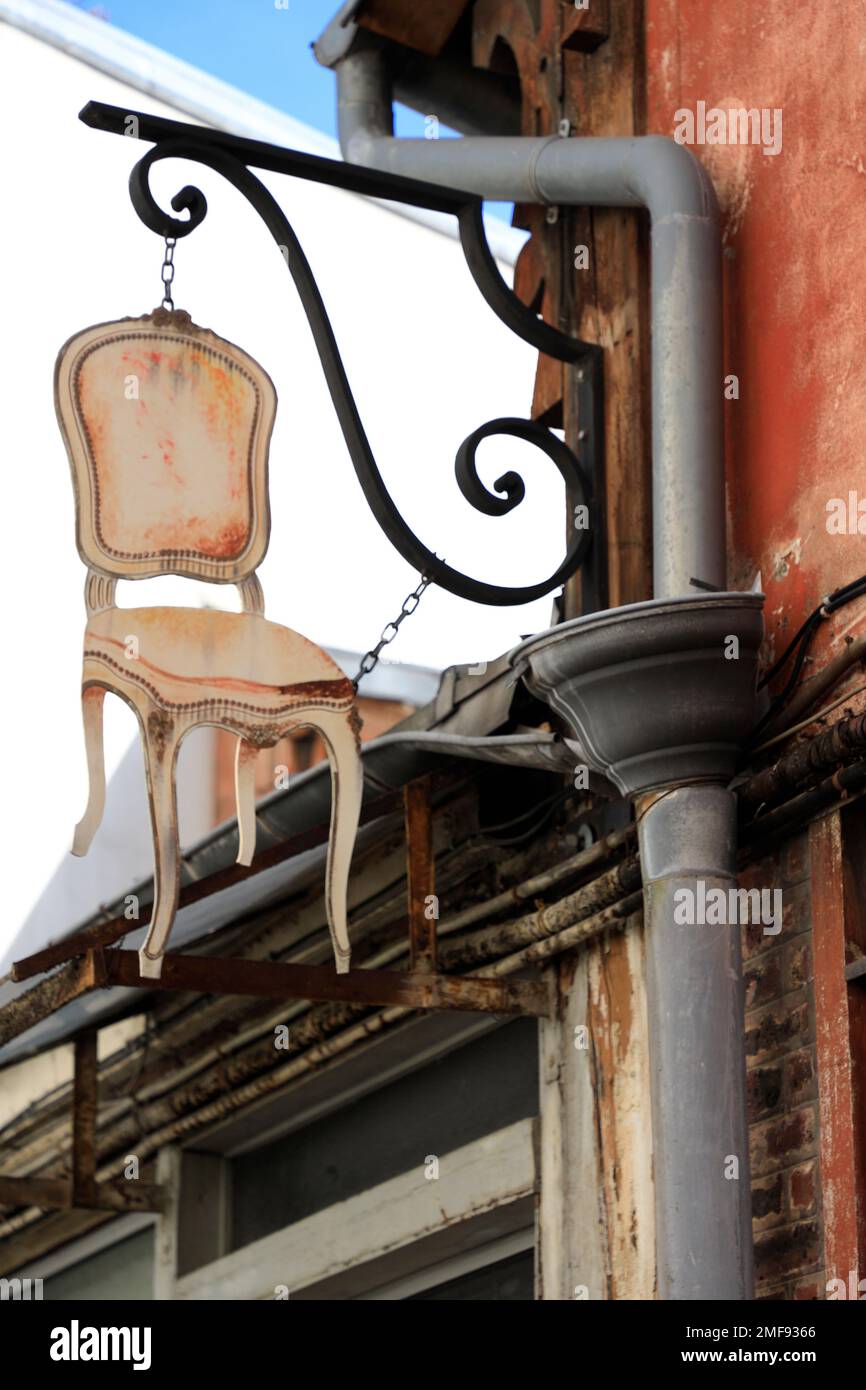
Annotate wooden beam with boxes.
[357,0,469,57]
[810,812,863,1287]
[561,0,651,613]
[473,0,566,429]
[537,949,607,1299]
[154,1147,182,1300]
[585,922,654,1298]
[560,0,609,52]
[537,911,652,1299]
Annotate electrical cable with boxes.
[751,570,866,739]
[751,681,866,756]
[476,787,573,844]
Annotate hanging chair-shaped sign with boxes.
[55,306,363,979]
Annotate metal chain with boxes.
[353,575,432,689]
[161,236,177,310]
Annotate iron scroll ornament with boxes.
[83,102,594,607]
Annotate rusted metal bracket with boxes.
[0,1028,164,1215]
[10,786,406,984]
[73,778,541,1016]
[71,1032,98,1207]
[0,1174,165,1214]
[405,776,437,972]
[3,780,549,1060]
[90,949,549,1019]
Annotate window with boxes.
[172,1019,540,1299]
[41,1227,155,1302]
[229,1018,538,1253]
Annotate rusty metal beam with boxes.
[0,955,97,1050]
[97,949,550,1018]
[11,787,404,984]
[0,1021,165,1215]
[72,1032,98,1207]
[0,1175,164,1214]
[404,778,437,972]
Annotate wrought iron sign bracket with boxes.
[79,100,604,612]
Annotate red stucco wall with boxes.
[646,1,866,671]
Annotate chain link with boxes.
[161,237,177,310]
[353,575,432,689]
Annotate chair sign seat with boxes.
[56,307,363,978]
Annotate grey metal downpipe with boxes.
[326,40,755,1301]
[638,786,755,1300]
[336,45,725,601]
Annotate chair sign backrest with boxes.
[55,307,276,583]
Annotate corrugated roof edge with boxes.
[0,0,524,264]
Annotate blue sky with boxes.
[74,2,514,219]
[75,0,436,139]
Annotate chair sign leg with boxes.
[72,686,106,857]
[319,711,364,975]
[138,712,183,980]
[234,738,259,868]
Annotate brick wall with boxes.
[741,833,824,1299]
